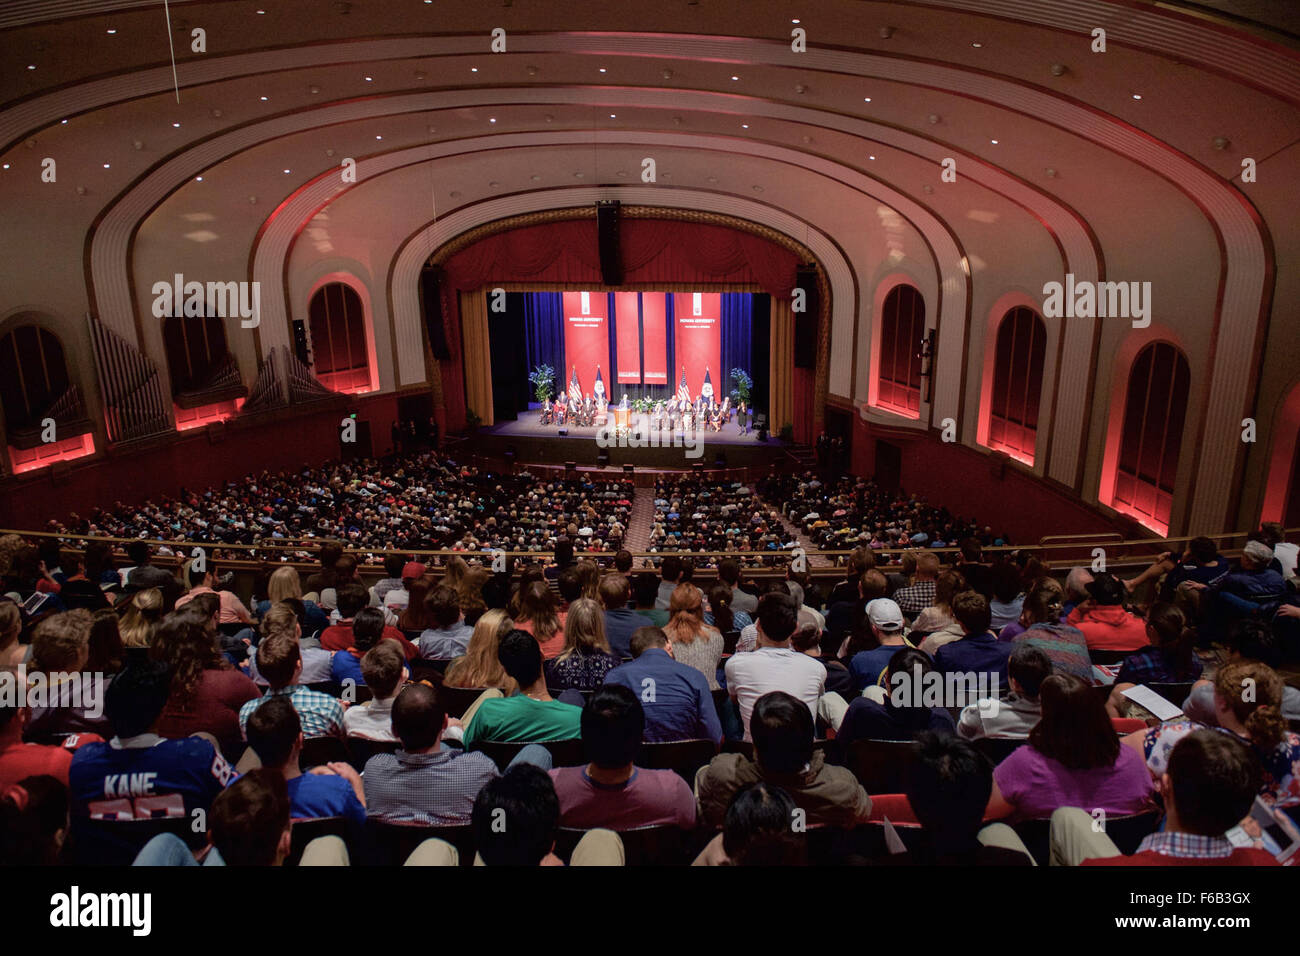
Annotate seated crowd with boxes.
[0,514,1297,867]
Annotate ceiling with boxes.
[1,0,1298,534]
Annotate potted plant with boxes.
[528,364,555,404]
[729,368,752,405]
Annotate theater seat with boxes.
[636,738,719,783]
[846,739,919,794]
[971,736,1025,766]
[1012,809,1161,865]
[363,820,476,867]
[409,660,449,684]
[438,685,491,718]
[347,736,400,769]
[554,824,696,866]
[470,737,586,771]
[70,816,198,866]
[287,816,349,866]
[300,735,350,770]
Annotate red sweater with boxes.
[320,623,418,660]
[1068,605,1149,652]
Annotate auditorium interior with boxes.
[0,0,1299,878]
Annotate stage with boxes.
[465,412,795,472]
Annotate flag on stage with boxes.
[593,366,606,403]
[569,366,582,402]
[701,367,714,402]
[677,366,691,403]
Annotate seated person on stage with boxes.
[320,584,418,660]
[473,764,624,867]
[461,630,583,747]
[417,585,474,661]
[245,696,366,829]
[868,732,1034,866]
[329,607,386,686]
[69,662,237,856]
[1053,729,1278,866]
[364,682,500,826]
[603,626,722,744]
[958,644,1051,741]
[696,691,871,830]
[986,673,1154,823]
[550,685,696,831]
[343,642,407,742]
[239,634,345,741]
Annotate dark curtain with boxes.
[750,295,771,418]
[720,293,754,403]
[489,296,531,419]
[523,292,564,378]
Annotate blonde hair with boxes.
[557,598,610,661]
[0,602,20,649]
[439,556,469,592]
[664,583,709,645]
[119,588,165,648]
[267,566,304,603]
[1215,660,1288,751]
[444,609,517,694]
[259,602,300,642]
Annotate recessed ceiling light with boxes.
[375,134,382,139]
[103,163,110,168]
[971,41,982,48]
[172,122,181,128]
[863,97,872,102]
[990,139,998,144]
[364,76,373,82]
[195,176,202,181]
[106,28,117,34]
[731,75,739,81]
[1132,93,1142,100]
[260,96,268,101]
[470,67,478,73]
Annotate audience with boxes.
[833,648,956,748]
[342,642,407,742]
[461,631,582,747]
[693,781,806,866]
[416,586,473,660]
[0,774,69,865]
[238,634,345,740]
[987,673,1155,822]
[442,609,518,695]
[544,598,621,692]
[1066,572,1148,652]
[1106,603,1201,717]
[598,573,642,659]
[1008,583,1093,680]
[934,591,1013,704]
[329,607,387,686]
[959,644,1051,740]
[848,598,912,691]
[321,585,417,659]
[725,593,826,741]
[472,764,623,866]
[662,583,724,691]
[603,626,722,743]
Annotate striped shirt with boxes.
[363,748,500,826]
[238,685,344,740]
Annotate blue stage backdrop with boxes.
[490,291,764,420]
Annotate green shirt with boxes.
[462,695,582,747]
[637,608,670,628]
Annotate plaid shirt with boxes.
[363,748,500,825]
[239,685,344,740]
[1114,646,1202,688]
[1134,830,1236,860]
[894,580,937,616]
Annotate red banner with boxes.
[672,292,721,397]
[641,293,668,385]
[561,291,609,400]
[614,292,641,385]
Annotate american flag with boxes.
[568,366,582,402]
[677,366,690,403]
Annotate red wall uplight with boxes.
[9,432,96,474]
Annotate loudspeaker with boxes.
[622,463,634,475]
[291,319,311,366]
[420,266,452,360]
[565,460,577,476]
[794,265,819,369]
[758,423,769,442]
[692,462,705,474]
[596,450,610,466]
[596,200,623,286]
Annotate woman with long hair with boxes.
[705,585,753,635]
[457,566,492,627]
[663,582,724,689]
[544,597,620,691]
[1129,660,1299,809]
[987,672,1155,821]
[397,573,438,635]
[1106,603,1200,717]
[258,566,330,636]
[151,608,259,758]
[444,609,518,694]
[439,555,469,593]
[1006,581,1093,681]
[575,560,601,601]
[86,609,124,675]
[118,587,165,648]
[514,580,566,659]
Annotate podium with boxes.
[614,407,630,432]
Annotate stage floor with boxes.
[471,414,791,470]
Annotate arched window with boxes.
[988,306,1047,465]
[163,314,230,397]
[308,283,370,393]
[876,284,924,416]
[0,323,94,473]
[1113,342,1190,534]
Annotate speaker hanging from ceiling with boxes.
[420,265,452,360]
[596,200,623,286]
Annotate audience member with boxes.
[725,593,825,741]
[342,642,407,742]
